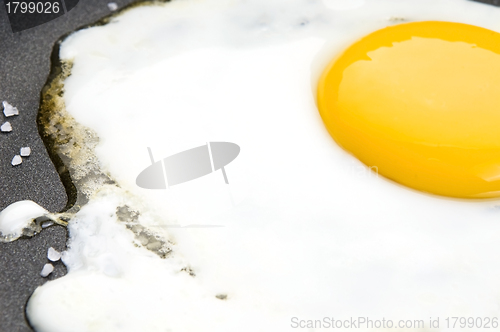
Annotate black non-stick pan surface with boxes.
[1,0,500,331]
[0,1,138,331]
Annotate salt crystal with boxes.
[41,220,54,228]
[108,2,118,11]
[47,247,61,262]
[20,147,31,157]
[1,122,12,132]
[2,101,19,117]
[40,263,54,277]
[11,155,22,166]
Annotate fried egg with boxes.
[25,0,500,331]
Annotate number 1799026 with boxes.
[5,1,60,14]
[445,317,498,329]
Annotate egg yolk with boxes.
[318,21,500,198]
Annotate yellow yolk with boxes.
[318,21,500,198]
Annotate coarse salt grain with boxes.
[47,247,61,262]
[107,2,118,11]
[40,264,54,278]
[2,101,19,117]
[11,155,22,166]
[20,147,31,157]
[1,122,12,132]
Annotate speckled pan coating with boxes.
[0,1,136,330]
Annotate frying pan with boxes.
[0,1,137,330]
[0,0,499,331]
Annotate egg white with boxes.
[27,0,500,331]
